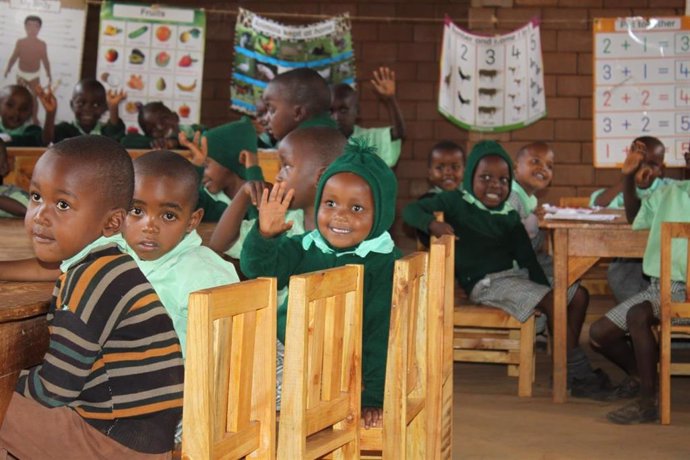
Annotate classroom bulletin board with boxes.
[594,17,690,168]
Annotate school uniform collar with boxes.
[71,120,103,135]
[0,120,32,136]
[129,230,201,276]
[59,234,127,272]
[462,190,512,215]
[301,229,395,258]
[511,180,538,214]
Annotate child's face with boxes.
[124,174,202,261]
[71,87,107,131]
[25,20,41,37]
[514,147,554,195]
[202,157,240,195]
[317,172,374,249]
[634,142,665,189]
[276,138,318,210]
[330,92,357,137]
[472,155,511,209]
[0,88,33,129]
[262,82,298,141]
[141,107,179,140]
[25,152,116,263]
[428,148,464,191]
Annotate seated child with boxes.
[0,136,184,458]
[240,140,401,428]
[331,66,406,167]
[591,137,671,303]
[0,83,55,146]
[0,139,29,217]
[260,67,337,146]
[415,140,465,248]
[403,140,608,398]
[589,150,690,424]
[51,78,126,143]
[121,101,200,149]
[124,149,239,357]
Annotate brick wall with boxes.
[80,0,685,249]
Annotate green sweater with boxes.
[54,119,125,143]
[240,224,401,408]
[403,189,549,294]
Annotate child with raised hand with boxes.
[259,67,337,146]
[0,139,29,217]
[51,78,126,143]
[210,126,347,259]
[240,139,401,428]
[0,83,55,146]
[403,140,608,398]
[0,136,184,458]
[589,148,690,424]
[330,66,406,167]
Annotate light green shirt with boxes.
[633,181,690,281]
[0,185,29,218]
[352,125,401,168]
[589,177,675,209]
[225,208,305,260]
[126,230,239,357]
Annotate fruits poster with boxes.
[231,7,355,115]
[438,17,546,132]
[0,0,87,125]
[96,1,205,133]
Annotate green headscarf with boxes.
[204,117,257,179]
[307,138,397,254]
[462,140,513,213]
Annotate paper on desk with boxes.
[543,209,617,221]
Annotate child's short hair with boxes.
[270,68,331,117]
[428,140,465,166]
[331,83,356,103]
[50,136,133,210]
[24,15,42,27]
[137,101,173,132]
[0,84,32,104]
[515,141,551,161]
[73,78,106,99]
[284,126,347,168]
[134,150,200,206]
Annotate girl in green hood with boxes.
[240,139,401,429]
[403,140,610,398]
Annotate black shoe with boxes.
[607,398,658,425]
[570,368,613,399]
[601,376,640,402]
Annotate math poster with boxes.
[438,18,546,132]
[96,1,205,133]
[231,7,355,115]
[594,17,690,167]
[0,0,87,124]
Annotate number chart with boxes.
[594,17,690,167]
[438,18,546,132]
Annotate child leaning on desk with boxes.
[589,146,690,425]
[403,140,610,398]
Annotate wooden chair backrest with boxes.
[659,222,690,424]
[258,149,280,184]
[559,196,590,208]
[277,264,364,460]
[182,278,277,460]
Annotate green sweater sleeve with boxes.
[7,125,43,147]
[510,219,549,287]
[54,122,79,143]
[196,189,229,222]
[245,165,264,181]
[402,193,446,232]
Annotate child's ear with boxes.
[314,166,327,187]
[186,208,204,233]
[294,104,307,123]
[102,208,126,237]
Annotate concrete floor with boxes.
[452,296,690,459]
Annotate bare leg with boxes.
[590,316,637,376]
[626,302,658,399]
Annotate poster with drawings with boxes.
[594,17,690,167]
[438,18,546,132]
[0,0,87,125]
[96,1,205,133]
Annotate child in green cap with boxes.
[403,140,609,399]
[240,138,401,429]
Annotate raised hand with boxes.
[258,181,294,238]
[34,84,57,113]
[106,89,127,109]
[621,140,645,175]
[178,131,207,166]
[371,67,396,100]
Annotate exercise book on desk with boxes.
[542,206,618,222]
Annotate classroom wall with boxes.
[80,0,685,250]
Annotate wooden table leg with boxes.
[552,228,568,403]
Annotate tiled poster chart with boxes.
[594,17,690,167]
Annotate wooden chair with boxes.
[360,252,430,459]
[659,222,690,425]
[258,149,280,184]
[277,265,363,460]
[181,278,277,460]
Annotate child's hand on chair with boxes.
[258,181,294,238]
[362,407,383,429]
[429,220,455,238]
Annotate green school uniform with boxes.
[0,184,29,217]
[120,124,203,149]
[352,125,401,168]
[0,121,42,146]
[53,119,126,143]
[589,177,676,208]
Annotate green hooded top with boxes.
[240,139,401,408]
[403,140,549,294]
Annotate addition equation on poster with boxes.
[594,17,690,167]
[438,17,546,132]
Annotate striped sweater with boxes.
[16,243,185,454]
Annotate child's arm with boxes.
[591,180,624,207]
[621,141,646,223]
[208,181,264,254]
[371,67,405,141]
[0,196,26,216]
[35,84,56,145]
[0,258,60,281]
[41,42,52,83]
[106,89,126,127]
[402,193,455,238]
[4,43,19,77]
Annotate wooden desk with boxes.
[0,219,34,261]
[0,281,52,426]
[541,213,648,402]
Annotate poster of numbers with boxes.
[438,17,546,132]
[594,17,690,167]
[96,1,205,133]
